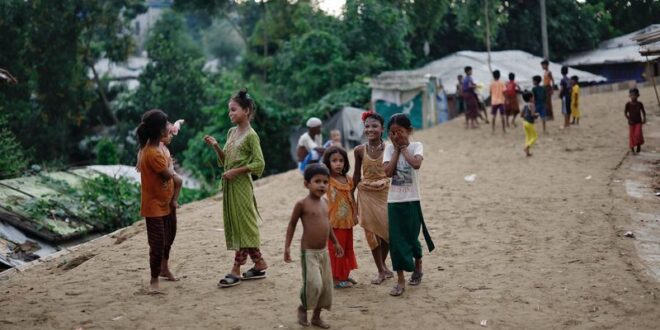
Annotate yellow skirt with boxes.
[523,121,537,148]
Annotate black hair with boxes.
[230,88,256,120]
[457,74,463,79]
[541,59,549,66]
[629,88,640,96]
[493,70,500,79]
[561,66,568,75]
[522,90,533,102]
[570,75,578,82]
[508,72,515,81]
[322,146,350,175]
[533,75,542,84]
[136,109,168,149]
[364,112,384,126]
[387,113,412,131]
[464,66,472,74]
[303,163,329,182]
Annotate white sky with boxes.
[318,0,346,16]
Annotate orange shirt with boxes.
[138,146,174,217]
[490,80,506,105]
[327,175,357,229]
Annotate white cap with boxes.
[306,117,322,128]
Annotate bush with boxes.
[0,114,29,179]
[95,138,120,165]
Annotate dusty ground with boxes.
[1,87,659,330]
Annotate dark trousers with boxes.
[234,248,262,266]
[146,211,177,278]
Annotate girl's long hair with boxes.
[322,146,350,175]
[136,109,168,149]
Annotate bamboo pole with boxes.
[647,56,660,111]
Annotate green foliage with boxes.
[203,19,245,67]
[76,174,141,230]
[302,82,372,120]
[94,138,120,165]
[0,114,30,179]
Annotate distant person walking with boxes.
[559,66,572,129]
[489,70,506,133]
[532,76,547,133]
[541,60,555,120]
[462,66,480,129]
[570,76,581,125]
[521,91,539,157]
[504,72,521,127]
[624,88,646,154]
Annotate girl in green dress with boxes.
[204,89,267,288]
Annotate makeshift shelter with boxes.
[288,107,366,162]
[372,50,606,121]
[564,25,660,82]
[633,27,660,108]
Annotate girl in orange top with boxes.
[323,146,358,288]
[136,109,178,292]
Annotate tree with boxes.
[588,0,660,38]
[0,113,30,179]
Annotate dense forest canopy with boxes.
[1,0,658,184]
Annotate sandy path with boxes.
[1,87,659,329]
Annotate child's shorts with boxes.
[491,104,505,115]
[535,103,547,119]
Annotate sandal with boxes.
[242,267,267,280]
[409,271,423,286]
[389,284,405,296]
[371,274,386,285]
[334,281,353,289]
[347,277,358,285]
[218,274,241,288]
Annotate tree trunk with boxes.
[86,57,118,126]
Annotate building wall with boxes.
[573,62,654,83]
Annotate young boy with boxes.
[532,75,547,133]
[541,59,555,120]
[489,70,506,133]
[559,66,572,129]
[624,88,647,154]
[284,164,344,329]
[323,129,342,148]
[521,91,538,157]
[570,76,581,125]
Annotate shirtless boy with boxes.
[285,164,344,328]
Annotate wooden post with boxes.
[484,0,492,72]
[646,56,660,110]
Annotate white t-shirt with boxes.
[297,132,323,161]
[383,142,423,203]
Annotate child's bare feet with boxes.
[149,278,161,292]
[311,317,330,329]
[371,272,387,285]
[159,270,179,281]
[298,306,310,327]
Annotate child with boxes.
[624,88,647,154]
[559,66,572,129]
[570,76,581,125]
[521,91,539,157]
[322,146,358,289]
[284,164,344,329]
[505,72,521,128]
[353,111,393,285]
[462,66,480,129]
[383,113,435,297]
[541,59,555,120]
[456,75,465,115]
[203,88,267,288]
[532,75,547,133]
[136,109,177,292]
[323,129,342,149]
[489,70,506,133]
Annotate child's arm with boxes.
[328,229,344,258]
[624,104,630,120]
[284,201,303,263]
[352,147,363,192]
[204,135,225,165]
[641,103,647,124]
[400,147,423,170]
[383,147,399,178]
[171,173,183,209]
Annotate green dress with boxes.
[220,127,265,250]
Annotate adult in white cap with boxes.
[296,117,324,171]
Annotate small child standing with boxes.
[559,66,572,129]
[532,75,547,133]
[323,129,342,149]
[489,70,507,133]
[322,146,358,289]
[383,113,435,297]
[285,164,344,329]
[505,72,521,128]
[570,76,581,125]
[624,88,647,154]
[521,91,539,157]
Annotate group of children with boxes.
[136,93,434,328]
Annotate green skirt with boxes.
[388,201,435,272]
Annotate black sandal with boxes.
[242,267,267,280]
[218,274,241,288]
[409,271,423,286]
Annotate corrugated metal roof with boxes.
[564,25,660,66]
[371,50,607,96]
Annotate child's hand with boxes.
[334,243,344,258]
[284,248,292,263]
[222,168,240,181]
[203,135,218,147]
[170,199,179,210]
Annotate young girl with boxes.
[521,91,539,157]
[625,88,646,154]
[505,72,521,128]
[203,88,267,288]
[322,146,358,289]
[352,111,393,285]
[570,76,581,125]
[383,113,435,297]
[136,109,178,292]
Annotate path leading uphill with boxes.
[1,87,659,329]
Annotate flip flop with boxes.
[389,284,405,296]
[218,274,241,288]
[409,271,423,286]
[242,267,267,280]
[371,275,386,285]
[347,277,358,285]
[334,281,353,289]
